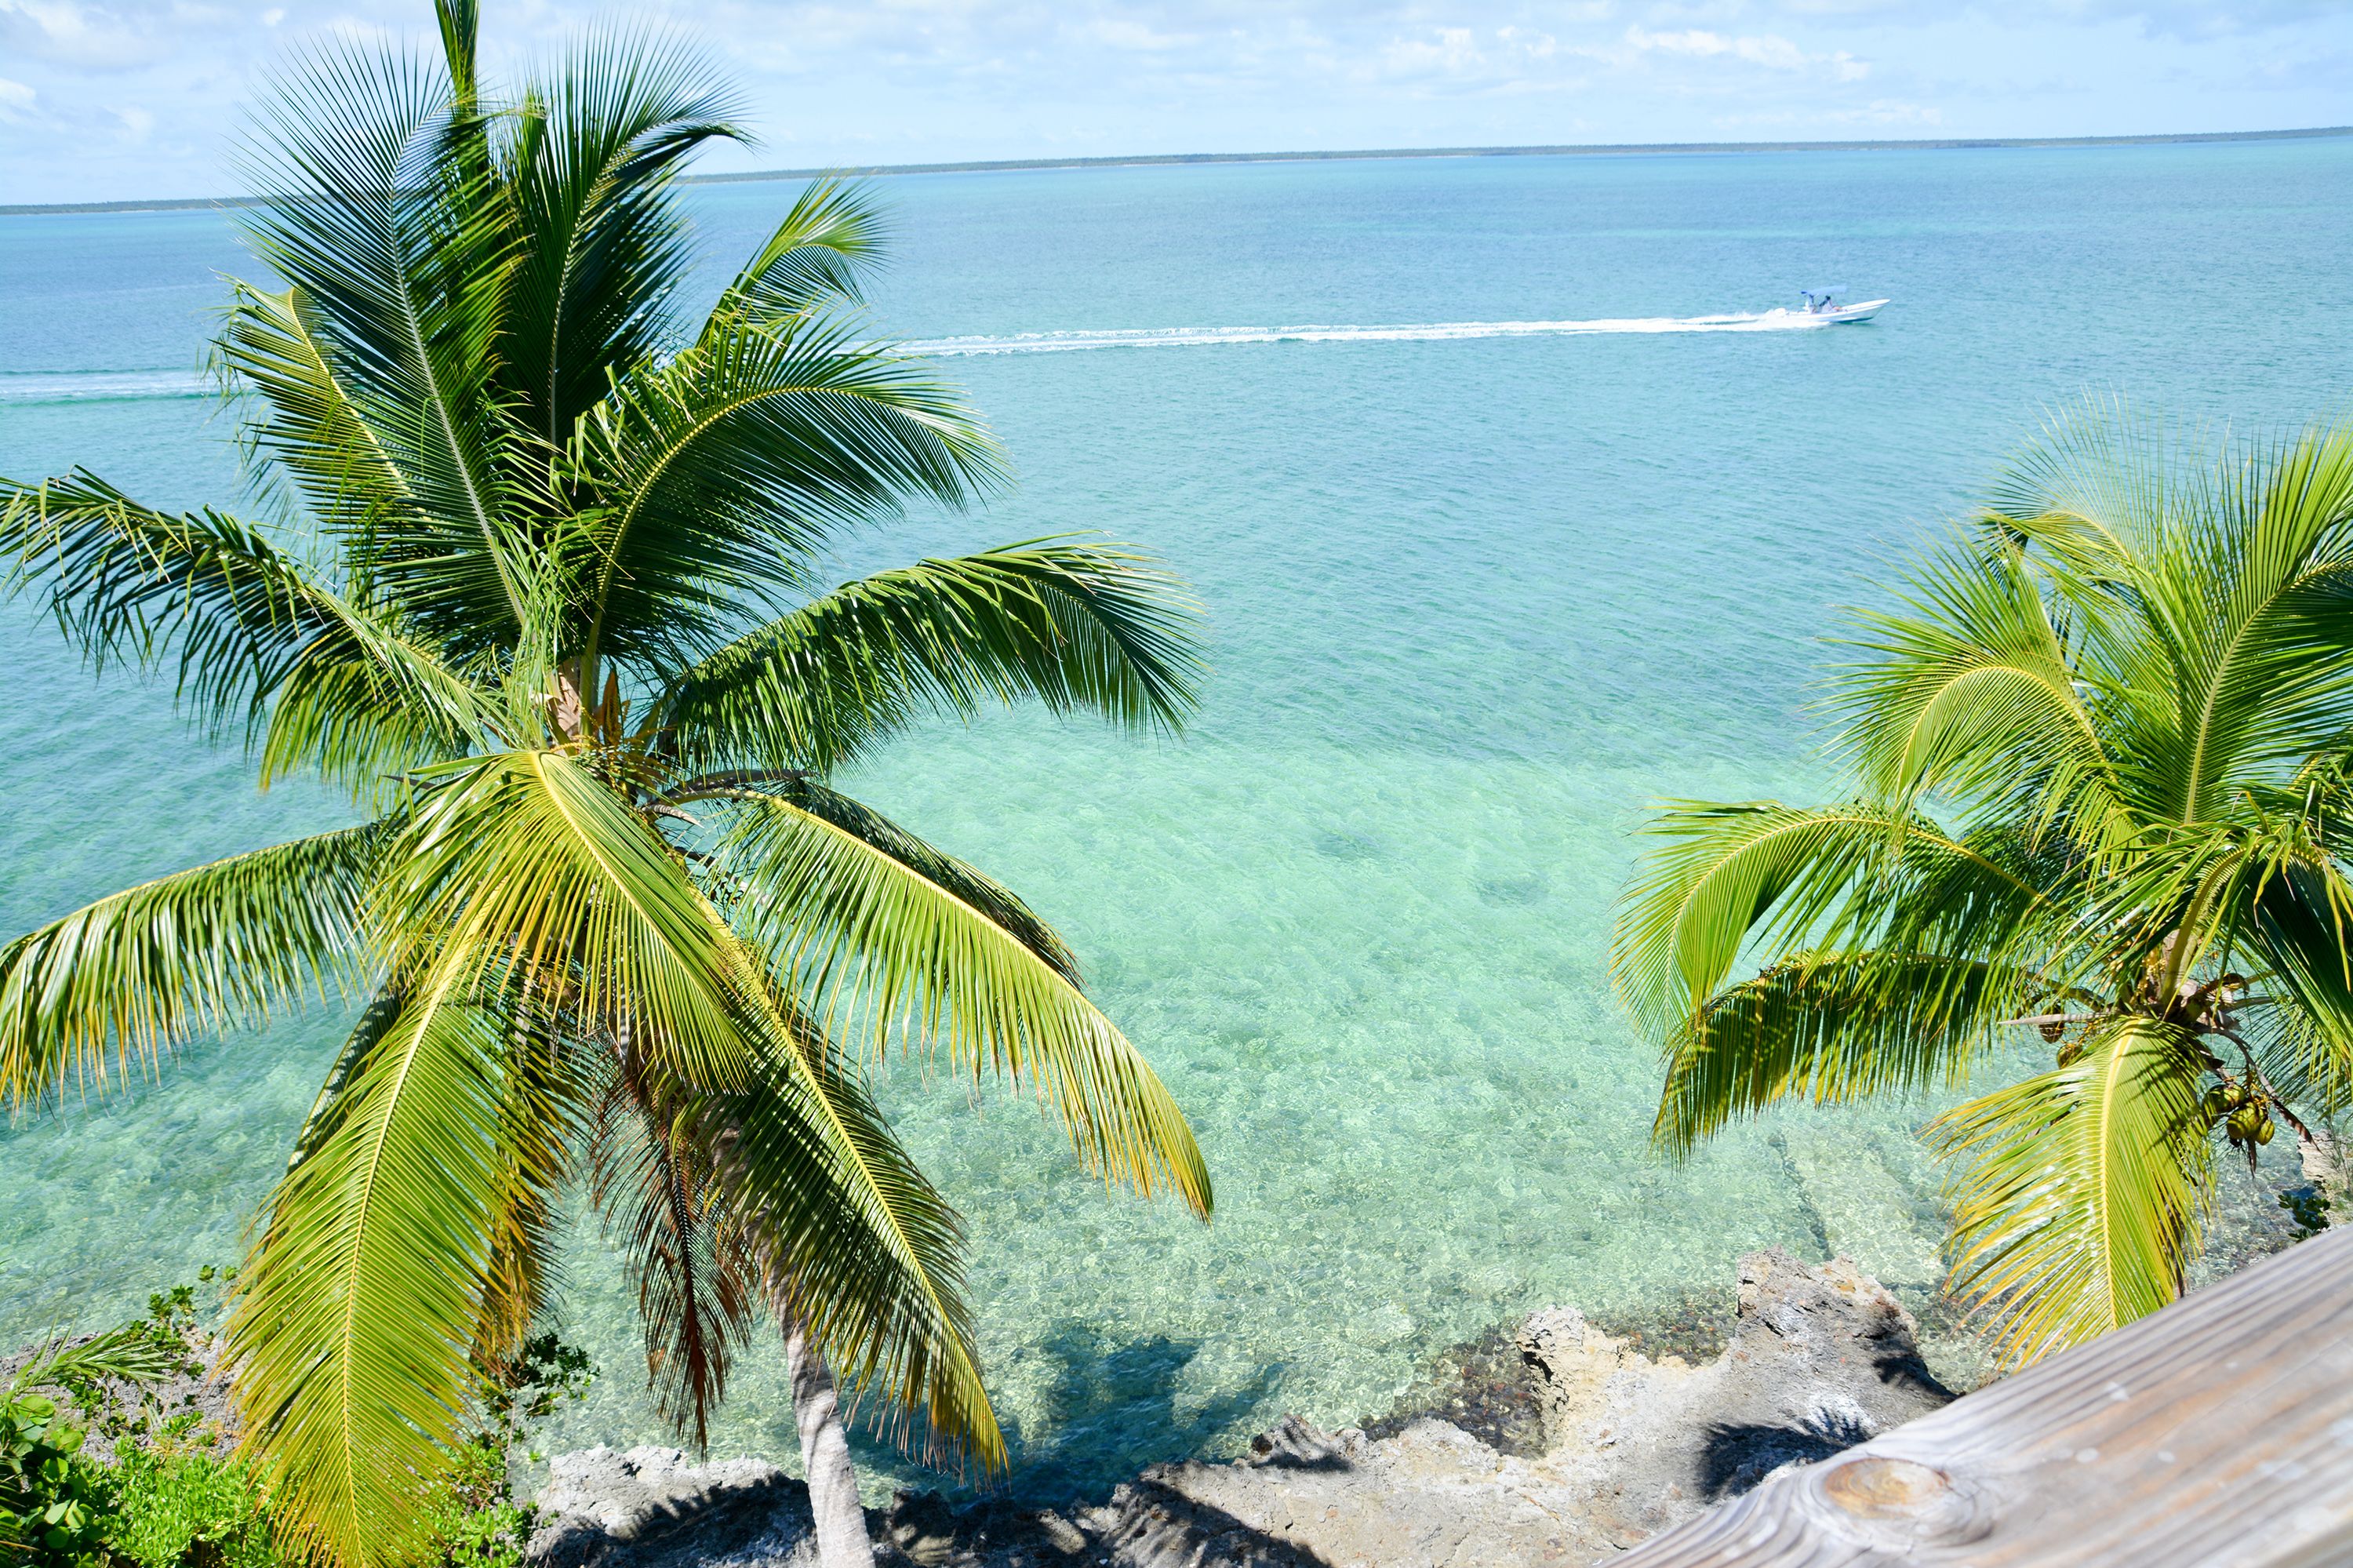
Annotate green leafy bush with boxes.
[2,1322,191,1568]
[420,1333,595,1568]
[103,1448,273,1568]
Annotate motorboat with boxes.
[1798,287,1888,324]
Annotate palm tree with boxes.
[1613,406,2353,1369]
[0,3,1211,1564]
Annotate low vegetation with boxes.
[1,1279,593,1568]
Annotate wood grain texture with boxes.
[1615,1226,2353,1566]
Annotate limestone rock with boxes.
[526,1446,817,1568]
[1073,1248,1954,1564]
[525,1250,1954,1568]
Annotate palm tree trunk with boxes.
[784,1319,875,1568]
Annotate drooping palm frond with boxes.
[693,777,1081,983]
[660,542,1202,776]
[1613,800,2050,1043]
[230,983,514,1568]
[372,748,780,1093]
[686,1004,1002,1468]
[0,471,494,796]
[0,827,384,1108]
[712,788,1211,1217]
[1654,951,2040,1155]
[586,1044,754,1450]
[1929,1016,2211,1366]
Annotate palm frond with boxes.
[229,980,513,1568]
[1612,800,2046,1042]
[660,541,1202,775]
[712,789,1211,1217]
[572,311,1001,671]
[687,1003,1002,1468]
[1833,541,2116,833]
[586,1039,754,1451]
[374,748,782,1092]
[235,31,533,652]
[701,178,888,334]
[1654,951,2038,1155]
[216,282,415,551]
[500,27,746,445]
[0,826,382,1109]
[1929,1015,2211,1366]
[692,777,1080,982]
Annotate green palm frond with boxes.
[714,788,1211,1217]
[0,826,382,1108]
[1929,1016,2211,1366]
[687,1006,1002,1468]
[373,748,778,1092]
[1612,800,2044,1042]
[703,178,889,334]
[1654,951,2038,1155]
[1834,541,2115,831]
[235,31,534,652]
[573,311,1002,670]
[695,777,1081,983]
[661,542,1202,775]
[229,981,513,1568]
[216,282,415,550]
[499,27,746,445]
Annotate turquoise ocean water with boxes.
[5,139,2352,1499]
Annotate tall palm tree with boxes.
[1613,406,2353,1369]
[0,3,1210,1564]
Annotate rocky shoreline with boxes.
[527,1249,1956,1568]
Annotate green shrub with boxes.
[102,1447,274,1568]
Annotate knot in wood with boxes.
[1804,1454,1992,1549]
[1823,1456,1944,1517]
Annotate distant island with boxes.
[4,123,2348,217]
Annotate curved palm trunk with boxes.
[784,1319,875,1568]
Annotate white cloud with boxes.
[0,75,36,122]
[0,0,2348,202]
[1623,24,1866,78]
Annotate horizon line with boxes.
[4,122,2348,217]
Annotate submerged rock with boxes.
[527,1250,1953,1567]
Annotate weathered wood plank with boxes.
[1615,1226,2353,1566]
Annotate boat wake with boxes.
[0,369,213,404]
[906,309,1832,355]
[2,309,1835,404]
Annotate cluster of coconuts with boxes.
[2203,1081,2276,1148]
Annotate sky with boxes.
[0,0,2349,204]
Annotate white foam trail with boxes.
[2,309,1829,402]
[906,308,1831,355]
[0,369,209,403]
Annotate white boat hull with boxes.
[1812,299,1888,324]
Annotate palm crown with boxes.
[1615,406,2353,1366]
[0,2,1209,1561]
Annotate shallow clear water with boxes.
[4,140,2351,1500]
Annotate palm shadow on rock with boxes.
[1697,1409,1879,1501]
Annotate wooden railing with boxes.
[1617,1225,2353,1566]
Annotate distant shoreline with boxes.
[5,124,2348,217]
